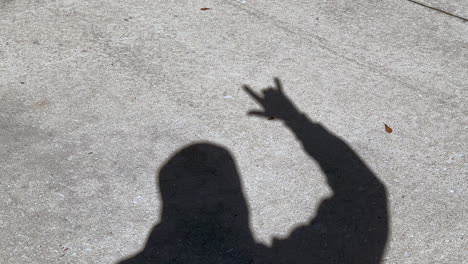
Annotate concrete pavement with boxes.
[1,0,467,263]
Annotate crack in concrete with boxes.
[406,0,468,22]
[226,1,465,100]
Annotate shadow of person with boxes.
[118,78,389,264]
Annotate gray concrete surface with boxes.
[415,0,468,18]
[1,0,467,263]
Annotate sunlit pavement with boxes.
[1,1,466,263]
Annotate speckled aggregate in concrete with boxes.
[1,0,467,263]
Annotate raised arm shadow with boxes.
[244,78,389,264]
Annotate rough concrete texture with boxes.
[1,0,467,263]
[414,0,468,18]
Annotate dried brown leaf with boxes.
[384,124,393,133]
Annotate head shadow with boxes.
[119,143,258,264]
[158,143,251,232]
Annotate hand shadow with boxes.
[118,78,388,264]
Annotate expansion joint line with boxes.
[406,0,468,22]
